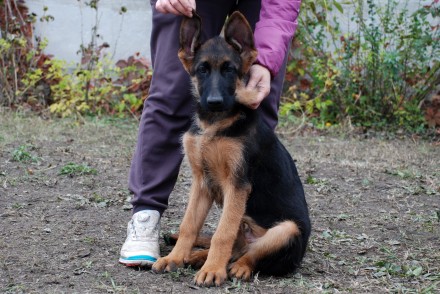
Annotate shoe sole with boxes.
[119,255,157,267]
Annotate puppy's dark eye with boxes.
[222,63,236,74]
[197,64,209,74]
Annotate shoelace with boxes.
[130,215,151,240]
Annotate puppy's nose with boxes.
[207,95,224,109]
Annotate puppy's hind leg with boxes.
[186,249,209,269]
[165,232,212,249]
[228,220,301,280]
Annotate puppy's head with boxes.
[178,11,258,112]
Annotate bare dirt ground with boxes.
[1,111,439,293]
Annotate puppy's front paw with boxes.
[152,255,184,273]
[194,265,227,287]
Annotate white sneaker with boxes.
[119,210,161,266]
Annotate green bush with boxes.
[0,1,51,109]
[43,53,151,119]
[284,0,440,132]
[1,0,150,119]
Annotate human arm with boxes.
[245,0,301,109]
[254,0,301,77]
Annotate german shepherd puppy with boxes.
[152,11,311,287]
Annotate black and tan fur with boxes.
[152,11,311,287]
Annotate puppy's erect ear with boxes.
[224,11,258,74]
[178,10,201,73]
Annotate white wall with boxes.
[27,0,152,64]
[26,0,432,65]
[329,0,433,35]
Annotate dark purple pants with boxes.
[129,0,289,214]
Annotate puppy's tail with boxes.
[255,227,309,276]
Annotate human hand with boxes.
[155,0,196,17]
[245,64,271,109]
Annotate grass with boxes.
[81,237,96,245]
[11,145,39,163]
[59,162,97,176]
[168,267,197,281]
[10,202,26,210]
[98,271,128,293]
[89,192,111,207]
[4,284,26,294]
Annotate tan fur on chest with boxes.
[183,129,245,201]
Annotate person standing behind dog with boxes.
[119,0,302,266]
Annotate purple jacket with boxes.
[254,0,301,77]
